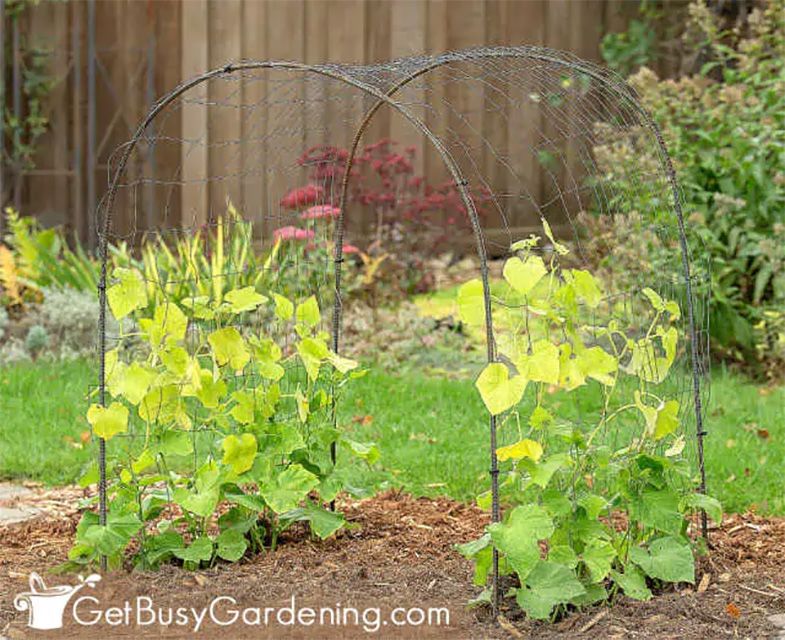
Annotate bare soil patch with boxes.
[1,489,783,638]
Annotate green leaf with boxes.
[488,504,553,581]
[342,439,380,465]
[515,561,586,620]
[273,293,294,321]
[222,433,258,474]
[225,490,267,512]
[529,406,554,430]
[683,493,722,524]
[475,363,527,415]
[628,327,678,384]
[216,529,247,562]
[610,566,652,601]
[457,279,486,326]
[630,536,695,583]
[630,487,683,535]
[82,512,142,556]
[582,539,616,582]
[496,438,543,462]
[548,544,578,569]
[455,533,491,560]
[259,424,305,456]
[292,503,346,539]
[87,402,129,441]
[503,255,547,296]
[158,431,193,457]
[525,453,568,488]
[107,268,147,319]
[140,531,184,567]
[224,286,267,313]
[261,464,319,514]
[296,296,321,328]
[174,487,220,519]
[173,537,213,564]
[209,327,250,371]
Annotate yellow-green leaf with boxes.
[542,218,569,255]
[515,339,560,384]
[230,391,254,425]
[117,362,155,405]
[496,438,543,462]
[296,296,321,328]
[87,402,129,440]
[558,344,586,390]
[208,327,250,371]
[655,400,680,440]
[107,268,147,319]
[503,255,547,296]
[140,302,187,347]
[196,371,227,409]
[475,363,527,415]
[224,287,268,314]
[273,294,294,321]
[297,337,328,381]
[222,433,257,474]
[569,270,602,308]
[577,346,617,386]
[457,279,486,326]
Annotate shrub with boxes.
[456,226,719,619]
[24,324,49,355]
[0,306,8,341]
[591,0,785,372]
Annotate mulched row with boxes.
[1,489,783,638]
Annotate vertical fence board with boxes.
[180,0,209,228]
[505,0,545,228]
[241,0,268,234]
[207,0,242,221]
[390,0,427,177]
[266,0,305,233]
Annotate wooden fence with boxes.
[1,0,642,247]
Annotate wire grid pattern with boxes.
[94,47,710,609]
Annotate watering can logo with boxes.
[13,572,101,630]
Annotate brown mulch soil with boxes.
[1,490,784,639]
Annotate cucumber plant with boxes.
[456,223,720,619]
[67,273,376,570]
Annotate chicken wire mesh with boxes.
[92,47,710,602]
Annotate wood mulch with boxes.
[1,488,784,638]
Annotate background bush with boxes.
[592,0,785,375]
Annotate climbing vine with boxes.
[67,274,376,570]
[457,222,720,619]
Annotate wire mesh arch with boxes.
[94,46,710,612]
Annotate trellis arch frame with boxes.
[94,49,708,611]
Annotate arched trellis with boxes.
[94,47,708,611]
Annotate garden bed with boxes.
[0,490,783,638]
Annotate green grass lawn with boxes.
[1,358,783,514]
